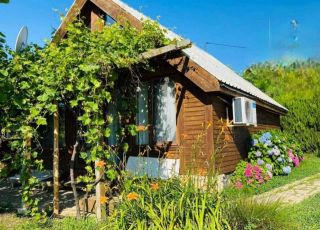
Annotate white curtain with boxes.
[136,83,149,145]
[154,77,176,142]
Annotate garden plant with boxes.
[232,130,304,188]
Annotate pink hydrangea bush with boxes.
[232,161,272,189]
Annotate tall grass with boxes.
[224,198,296,230]
[106,177,230,230]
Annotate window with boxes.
[136,83,149,145]
[154,78,176,142]
[104,14,116,26]
[136,77,177,145]
[108,100,119,146]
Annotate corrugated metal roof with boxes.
[118,0,288,111]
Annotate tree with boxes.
[244,61,320,155]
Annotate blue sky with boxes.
[0,0,319,73]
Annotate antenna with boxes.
[15,26,28,53]
[268,17,271,50]
[204,42,246,51]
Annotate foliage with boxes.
[243,61,320,155]
[232,161,272,189]
[108,176,230,229]
[17,217,105,230]
[0,18,170,217]
[231,130,304,189]
[224,154,320,198]
[249,131,303,176]
[224,198,296,230]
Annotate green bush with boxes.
[244,61,320,155]
[248,130,303,176]
[225,198,296,230]
[232,161,271,188]
[281,98,320,155]
[108,176,230,229]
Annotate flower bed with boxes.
[233,130,304,188]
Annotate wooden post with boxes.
[95,160,107,221]
[91,4,104,32]
[53,102,60,216]
[19,138,31,214]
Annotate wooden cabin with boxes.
[52,0,288,178]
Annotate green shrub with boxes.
[248,130,303,176]
[232,161,271,188]
[281,97,320,155]
[244,61,320,155]
[225,198,296,230]
[108,176,230,230]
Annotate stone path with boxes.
[253,173,320,204]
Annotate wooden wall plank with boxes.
[211,94,282,174]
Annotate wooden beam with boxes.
[91,3,104,31]
[139,40,191,60]
[53,102,60,216]
[167,55,220,93]
[90,0,142,29]
[53,0,88,42]
[95,160,107,221]
[20,138,32,213]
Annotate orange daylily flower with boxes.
[127,192,139,201]
[224,134,231,142]
[136,125,147,132]
[100,196,109,204]
[150,183,159,191]
[137,125,146,132]
[198,168,208,176]
[96,161,106,168]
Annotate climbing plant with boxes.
[0,19,170,217]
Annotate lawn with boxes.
[287,193,320,230]
[0,214,105,230]
[224,154,320,198]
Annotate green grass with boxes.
[0,214,106,230]
[224,154,320,198]
[288,193,320,230]
[224,198,297,230]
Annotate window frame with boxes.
[136,77,178,147]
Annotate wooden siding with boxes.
[178,79,213,175]
[212,94,281,174]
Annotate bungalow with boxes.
[52,0,287,180]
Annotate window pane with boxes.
[104,14,116,26]
[154,78,176,142]
[136,83,149,145]
[108,101,118,146]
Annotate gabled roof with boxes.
[55,0,288,113]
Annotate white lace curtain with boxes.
[136,78,176,145]
[154,77,176,142]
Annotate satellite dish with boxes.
[15,26,28,53]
